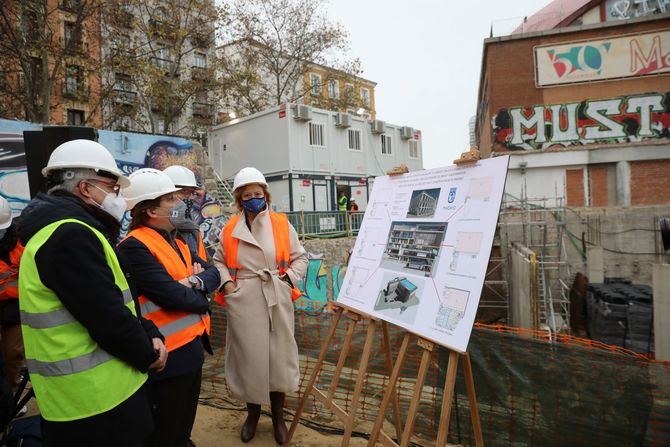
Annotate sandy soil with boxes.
[191,404,369,447]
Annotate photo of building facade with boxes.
[380,221,447,276]
[407,188,440,217]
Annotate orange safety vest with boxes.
[123,227,210,352]
[197,232,207,260]
[215,212,302,306]
[0,242,24,300]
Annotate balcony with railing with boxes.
[192,102,214,118]
[191,32,211,49]
[148,18,177,40]
[61,36,88,55]
[62,82,89,101]
[152,57,177,74]
[59,0,82,13]
[191,66,212,81]
[113,89,137,105]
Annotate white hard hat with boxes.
[163,165,198,188]
[233,167,267,192]
[0,196,12,230]
[123,168,181,210]
[42,139,129,187]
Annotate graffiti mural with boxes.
[535,30,670,86]
[0,120,41,215]
[0,120,226,250]
[493,92,670,151]
[294,251,348,312]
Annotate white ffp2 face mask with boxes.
[90,183,127,222]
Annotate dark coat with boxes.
[18,191,162,444]
[117,228,220,380]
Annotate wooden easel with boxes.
[287,303,403,447]
[367,332,484,447]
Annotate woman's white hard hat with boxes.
[123,168,181,210]
[233,167,267,192]
[163,165,198,188]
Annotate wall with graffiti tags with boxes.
[293,237,356,312]
[492,92,670,151]
[0,119,226,250]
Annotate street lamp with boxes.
[356,107,365,115]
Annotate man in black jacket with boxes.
[19,140,167,446]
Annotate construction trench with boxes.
[194,191,670,446]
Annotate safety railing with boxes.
[285,211,365,239]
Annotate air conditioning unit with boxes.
[401,126,414,139]
[370,120,386,134]
[334,112,351,128]
[293,104,312,121]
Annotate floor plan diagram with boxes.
[435,287,470,331]
[450,232,483,271]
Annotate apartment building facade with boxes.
[0,0,103,127]
[218,39,377,122]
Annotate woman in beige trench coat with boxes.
[213,167,307,445]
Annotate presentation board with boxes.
[337,156,509,352]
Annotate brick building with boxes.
[475,2,670,207]
[0,0,103,127]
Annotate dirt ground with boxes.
[191,404,369,447]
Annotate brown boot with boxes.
[241,403,261,443]
[270,392,288,445]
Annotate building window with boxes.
[194,52,206,68]
[65,65,85,97]
[310,73,322,96]
[348,129,361,151]
[64,22,82,52]
[328,79,339,99]
[409,140,419,158]
[381,135,392,155]
[115,33,131,50]
[157,119,170,134]
[360,88,370,107]
[67,109,85,125]
[155,47,173,70]
[115,115,132,131]
[309,122,325,147]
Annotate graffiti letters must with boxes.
[493,92,670,151]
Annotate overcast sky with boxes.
[327,0,553,168]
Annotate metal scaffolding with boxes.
[482,193,572,333]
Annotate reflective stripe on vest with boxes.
[19,219,147,422]
[26,347,113,377]
[21,289,133,329]
[214,212,302,306]
[0,243,23,300]
[123,226,210,352]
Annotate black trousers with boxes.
[41,383,153,447]
[144,368,202,447]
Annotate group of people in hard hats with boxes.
[6,139,307,446]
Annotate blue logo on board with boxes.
[448,187,457,203]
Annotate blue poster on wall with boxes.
[0,119,225,253]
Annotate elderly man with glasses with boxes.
[18,140,167,447]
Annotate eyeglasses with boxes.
[86,179,121,197]
[241,191,265,201]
